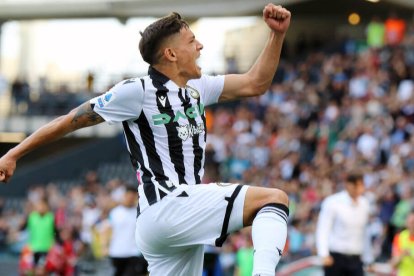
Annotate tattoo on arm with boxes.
[71,102,104,127]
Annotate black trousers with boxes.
[324,252,364,276]
[110,256,148,276]
[33,251,48,267]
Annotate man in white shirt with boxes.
[316,172,373,276]
[109,186,148,276]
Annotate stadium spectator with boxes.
[391,186,413,232]
[203,245,222,276]
[234,228,254,276]
[316,172,373,276]
[44,226,77,276]
[366,16,385,49]
[10,77,30,115]
[391,209,414,276]
[0,217,9,256]
[287,218,311,260]
[91,208,111,261]
[20,198,56,275]
[385,12,406,46]
[86,71,95,93]
[378,186,399,261]
[108,186,147,276]
[78,194,101,272]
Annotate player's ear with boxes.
[164,48,177,62]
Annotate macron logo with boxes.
[158,95,167,107]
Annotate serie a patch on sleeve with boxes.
[97,92,113,108]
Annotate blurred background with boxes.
[0,0,414,275]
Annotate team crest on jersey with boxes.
[177,125,190,140]
[176,123,205,141]
[186,85,200,99]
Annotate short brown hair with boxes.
[139,12,189,65]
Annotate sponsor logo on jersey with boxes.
[152,104,205,126]
[176,123,205,141]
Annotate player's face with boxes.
[174,27,203,80]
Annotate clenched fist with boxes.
[263,4,291,35]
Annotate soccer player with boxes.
[0,4,291,276]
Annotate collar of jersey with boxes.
[148,66,170,85]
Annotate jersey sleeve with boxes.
[189,74,224,106]
[90,78,144,124]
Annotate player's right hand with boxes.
[0,154,16,183]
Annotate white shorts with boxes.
[135,183,248,276]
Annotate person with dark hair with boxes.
[0,4,291,275]
[316,172,373,276]
[108,186,148,276]
[10,77,30,115]
[20,199,56,275]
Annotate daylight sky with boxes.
[0,16,257,88]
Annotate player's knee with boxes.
[244,187,289,226]
[266,188,289,206]
[251,188,289,223]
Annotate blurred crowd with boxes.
[3,72,120,116]
[0,14,414,276]
[202,14,414,274]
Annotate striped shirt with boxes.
[90,67,224,211]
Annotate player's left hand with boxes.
[263,4,291,35]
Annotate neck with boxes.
[346,191,358,202]
[152,64,188,87]
[123,202,134,208]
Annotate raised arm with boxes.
[219,4,291,102]
[0,101,104,183]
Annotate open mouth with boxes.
[196,57,201,70]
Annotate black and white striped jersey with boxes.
[90,67,224,210]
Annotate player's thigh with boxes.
[243,185,289,226]
[136,184,248,249]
